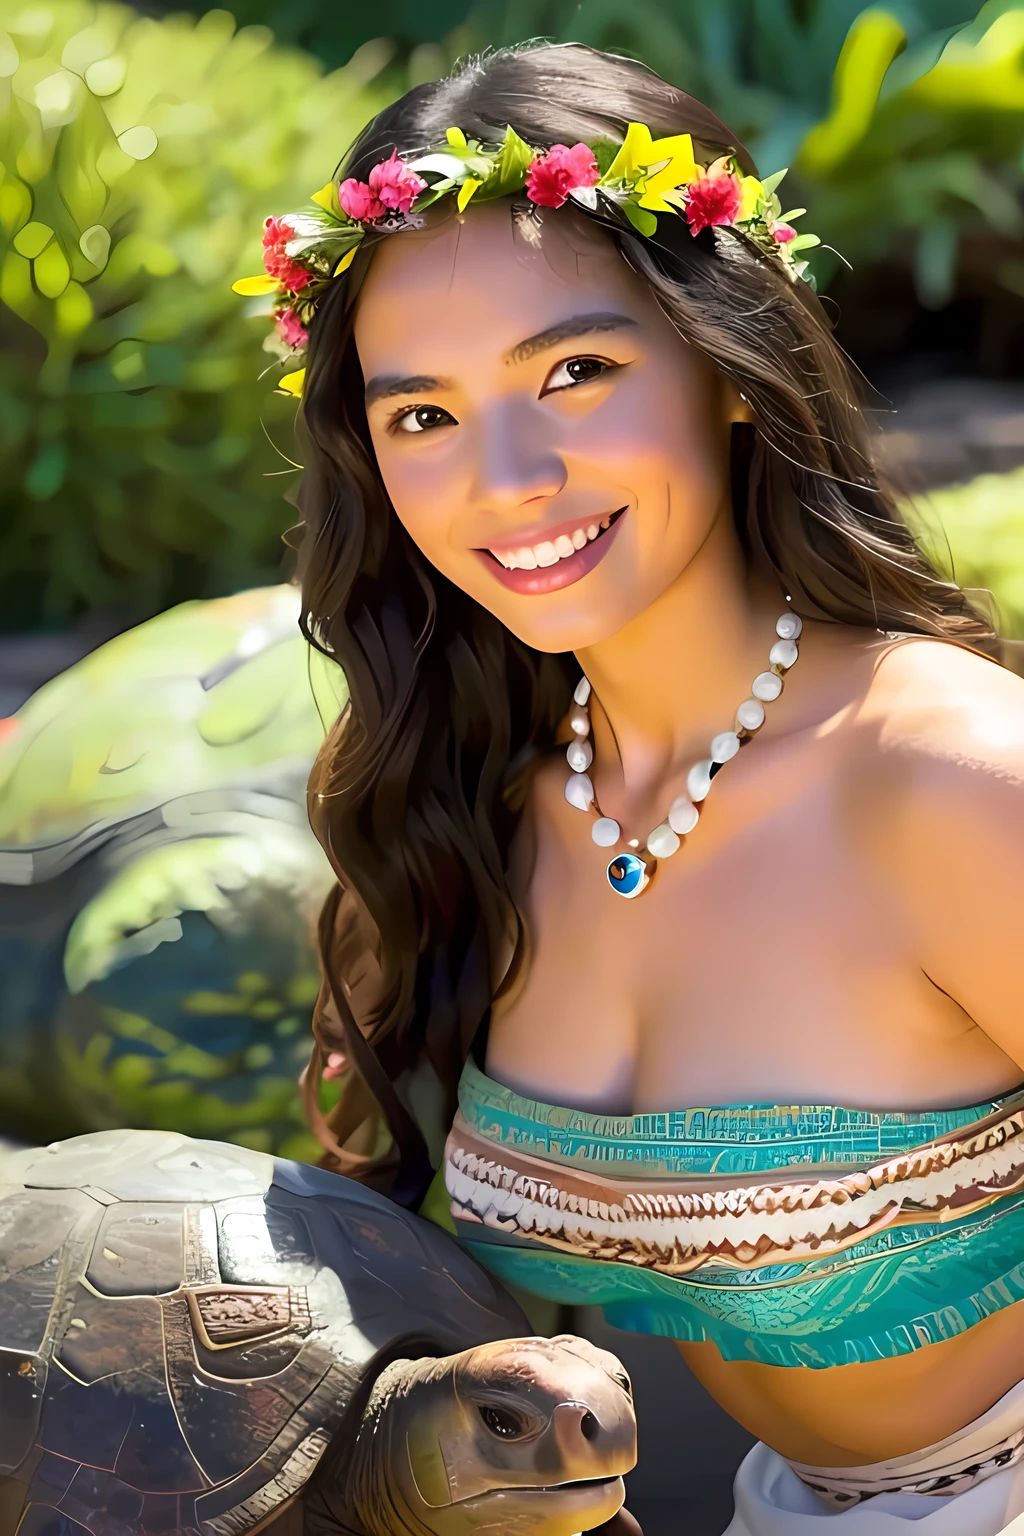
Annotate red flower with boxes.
[274,307,308,350]
[525,143,600,209]
[684,173,742,236]
[262,217,314,292]
[772,222,797,245]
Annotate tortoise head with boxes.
[346,1333,636,1536]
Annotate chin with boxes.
[490,591,646,655]
[455,1474,626,1535]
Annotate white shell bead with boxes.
[769,638,799,670]
[776,612,803,640]
[569,704,591,737]
[574,676,592,706]
[566,738,593,772]
[736,697,765,732]
[668,796,699,835]
[564,772,594,811]
[686,759,713,802]
[592,816,621,846]
[751,670,783,702]
[710,730,740,763]
[646,822,680,859]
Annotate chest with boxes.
[486,734,986,1113]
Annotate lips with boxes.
[476,510,626,595]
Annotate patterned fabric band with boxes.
[789,1377,1024,1508]
[445,1059,1024,1368]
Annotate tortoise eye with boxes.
[613,1369,632,1397]
[479,1404,527,1439]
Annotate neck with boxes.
[576,512,783,824]
[349,1362,440,1536]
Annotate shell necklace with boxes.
[565,610,802,898]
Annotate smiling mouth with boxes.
[476,509,626,596]
[485,510,624,572]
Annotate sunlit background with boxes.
[4,0,1024,1154]
[4,4,1024,1529]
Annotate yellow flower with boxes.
[602,122,700,212]
[231,274,281,296]
[278,368,305,397]
[457,176,483,212]
[309,183,337,215]
[445,126,468,151]
[737,175,765,223]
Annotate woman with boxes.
[252,41,1024,1536]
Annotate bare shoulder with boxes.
[847,636,1024,888]
[841,636,1024,1062]
[858,637,1024,781]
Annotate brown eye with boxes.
[565,358,605,384]
[479,1404,527,1439]
[396,405,457,434]
[543,356,613,394]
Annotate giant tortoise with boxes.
[0,1129,638,1536]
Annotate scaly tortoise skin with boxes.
[0,1130,637,1536]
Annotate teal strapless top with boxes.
[441,1059,1024,1369]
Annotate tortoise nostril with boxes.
[581,1409,599,1441]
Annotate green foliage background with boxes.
[4,0,1024,630]
[0,2,395,630]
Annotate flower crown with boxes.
[233,121,820,398]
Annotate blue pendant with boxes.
[606,850,654,899]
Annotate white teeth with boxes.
[489,515,616,572]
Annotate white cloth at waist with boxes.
[723,1376,1024,1534]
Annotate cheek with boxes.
[372,436,462,553]
[570,370,725,512]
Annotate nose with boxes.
[471,400,567,511]
[552,1401,611,1459]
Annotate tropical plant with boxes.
[906,465,1024,638]
[456,0,1024,305]
[0,1,394,630]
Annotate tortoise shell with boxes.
[0,1129,529,1535]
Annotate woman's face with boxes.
[354,202,742,652]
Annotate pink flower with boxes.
[339,178,385,221]
[339,151,427,222]
[684,172,742,236]
[525,143,600,209]
[275,306,308,350]
[772,222,797,245]
[262,216,314,293]
[369,149,426,213]
[322,1051,347,1081]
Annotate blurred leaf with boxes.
[0,0,396,630]
[800,10,908,175]
[905,467,1024,638]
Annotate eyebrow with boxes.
[363,312,638,406]
[364,372,454,407]
[505,311,638,364]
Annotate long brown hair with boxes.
[294,41,993,1202]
